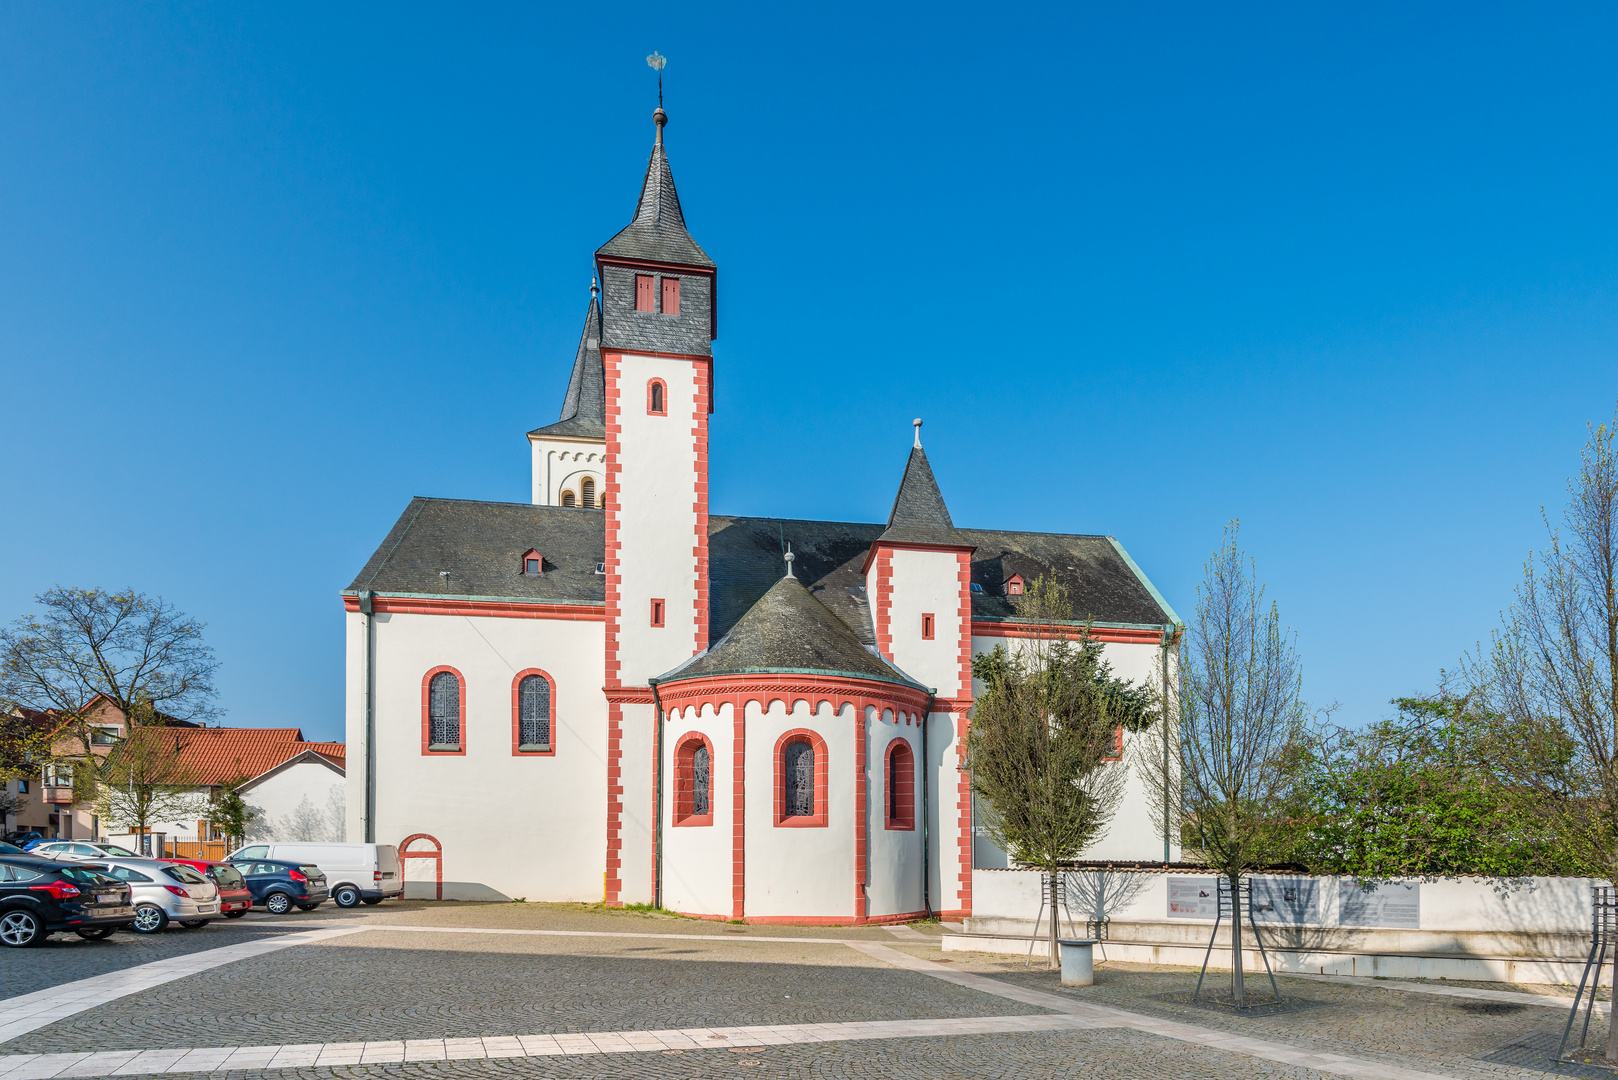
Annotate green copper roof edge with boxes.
[973,617,1172,632]
[653,666,929,692]
[1103,536,1183,628]
[339,590,601,607]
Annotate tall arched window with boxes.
[648,379,666,415]
[783,740,814,818]
[518,674,550,751]
[581,477,596,508]
[885,738,915,830]
[674,733,713,826]
[425,669,462,753]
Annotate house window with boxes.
[561,490,576,507]
[516,673,552,752]
[425,669,463,752]
[674,734,713,825]
[661,276,680,316]
[648,379,666,415]
[522,550,542,575]
[885,739,915,831]
[921,613,935,640]
[783,741,814,817]
[582,478,596,508]
[635,274,655,312]
[90,727,118,746]
[17,779,28,794]
[650,599,665,628]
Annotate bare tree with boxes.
[967,576,1155,967]
[0,587,220,761]
[93,714,209,847]
[1135,522,1310,1005]
[1459,411,1618,1058]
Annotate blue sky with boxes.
[2,3,1615,742]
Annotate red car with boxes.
[163,858,253,918]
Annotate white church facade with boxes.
[342,105,1181,921]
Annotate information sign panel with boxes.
[1166,876,1219,919]
[1338,880,1420,929]
[1251,877,1319,924]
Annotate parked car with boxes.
[230,858,329,914]
[227,843,400,908]
[0,856,133,947]
[5,832,44,849]
[96,858,222,933]
[30,841,141,862]
[164,857,253,918]
[0,842,26,856]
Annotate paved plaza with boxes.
[0,902,1609,1079]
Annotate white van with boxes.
[227,842,401,908]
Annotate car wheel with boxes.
[131,904,169,934]
[223,910,247,919]
[264,892,293,915]
[0,909,45,947]
[362,897,383,906]
[75,926,117,940]
[177,920,210,929]
[333,886,361,908]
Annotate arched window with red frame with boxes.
[774,728,828,827]
[421,666,466,755]
[647,378,667,416]
[511,669,556,755]
[673,733,713,826]
[884,738,915,830]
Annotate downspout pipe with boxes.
[359,590,377,845]
[649,678,665,911]
[1159,621,1178,864]
[921,690,935,919]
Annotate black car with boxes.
[0,856,134,947]
[229,859,329,914]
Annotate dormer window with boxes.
[522,550,542,576]
[635,274,655,312]
[661,277,680,316]
[595,562,607,575]
[1006,574,1026,596]
[970,582,984,594]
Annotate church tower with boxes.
[595,105,717,904]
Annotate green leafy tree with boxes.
[1136,522,1311,1005]
[966,576,1154,966]
[92,709,208,847]
[207,779,256,848]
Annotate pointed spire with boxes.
[877,423,969,547]
[528,285,605,440]
[595,107,714,270]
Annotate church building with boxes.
[342,105,1180,921]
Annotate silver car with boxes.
[97,858,221,933]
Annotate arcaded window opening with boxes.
[515,672,553,753]
[421,667,466,755]
[773,728,829,827]
[648,379,667,416]
[884,738,915,831]
[673,733,714,826]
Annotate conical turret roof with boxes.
[655,574,925,689]
[529,294,605,440]
[877,445,969,547]
[596,110,715,270]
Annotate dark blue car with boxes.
[227,858,329,914]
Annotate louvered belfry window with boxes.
[662,276,680,316]
[518,674,550,750]
[581,477,595,508]
[635,274,655,312]
[691,744,710,817]
[783,740,814,818]
[429,671,460,749]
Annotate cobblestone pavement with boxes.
[0,905,1603,1078]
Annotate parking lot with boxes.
[0,901,1607,1079]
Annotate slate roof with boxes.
[344,504,1175,640]
[878,446,968,546]
[595,113,715,270]
[114,726,344,786]
[530,295,605,440]
[346,498,606,605]
[656,574,923,689]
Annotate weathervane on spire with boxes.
[647,50,666,108]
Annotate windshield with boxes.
[298,865,324,878]
[0,842,23,855]
[162,865,209,885]
[210,865,245,888]
[97,844,138,857]
[59,867,120,886]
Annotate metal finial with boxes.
[913,418,923,449]
[590,275,599,300]
[647,51,666,112]
[783,544,796,579]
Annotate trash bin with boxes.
[1056,939,1097,986]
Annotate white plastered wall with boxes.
[618,700,656,905]
[879,548,965,695]
[243,760,346,843]
[661,703,734,917]
[529,435,606,507]
[928,708,971,914]
[864,711,924,919]
[744,700,856,919]
[612,352,702,685]
[358,609,606,901]
[968,635,1178,865]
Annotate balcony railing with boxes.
[42,785,75,804]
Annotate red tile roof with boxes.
[119,726,345,786]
